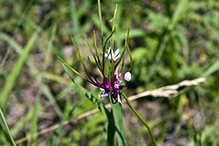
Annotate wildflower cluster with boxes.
[58,28,132,104]
[99,47,131,103]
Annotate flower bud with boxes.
[124,72,131,82]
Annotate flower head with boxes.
[58,27,132,104]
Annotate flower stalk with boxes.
[120,91,157,146]
[56,2,157,145]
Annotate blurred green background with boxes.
[1,0,219,145]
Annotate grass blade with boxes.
[0,108,16,146]
[70,0,79,42]
[41,84,64,119]
[30,91,40,146]
[0,53,16,70]
[43,25,57,70]
[201,60,219,77]
[47,119,65,146]
[0,32,38,111]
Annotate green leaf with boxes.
[111,103,127,146]
[170,0,189,30]
[107,111,115,146]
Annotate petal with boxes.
[99,91,110,98]
[114,80,123,88]
[115,83,119,89]
[114,49,120,56]
[108,56,112,61]
[113,54,120,61]
[104,53,108,57]
[111,49,114,55]
[107,47,111,54]
[118,81,122,86]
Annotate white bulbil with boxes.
[124,72,131,82]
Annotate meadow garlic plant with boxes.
[57,2,157,145]
[57,28,157,145]
[58,28,132,104]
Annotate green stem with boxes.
[120,91,157,146]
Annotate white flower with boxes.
[104,47,120,61]
[99,88,110,98]
[99,90,110,98]
[124,72,131,82]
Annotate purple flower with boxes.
[89,47,130,103]
[58,28,132,104]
